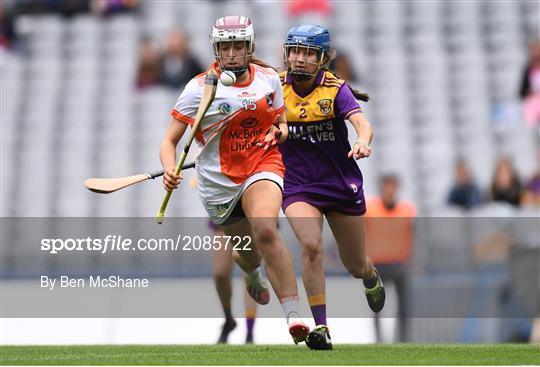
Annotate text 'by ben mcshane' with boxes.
[40,275,149,290]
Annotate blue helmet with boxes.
[284,25,331,54]
[284,25,333,80]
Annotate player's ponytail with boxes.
[348,86,370,102]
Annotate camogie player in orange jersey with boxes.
[159,16,309,344]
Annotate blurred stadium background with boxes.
[1,0,539,345]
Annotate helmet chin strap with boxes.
[289,71,313,82]
[217,53,251,75]
[231,67,249,77]
[221,65,249,75]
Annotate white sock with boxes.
[246,267,264,288]
[279,295,300,324]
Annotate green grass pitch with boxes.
[1,344,538,365]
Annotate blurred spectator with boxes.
[329,51,357,84]
[286,0,332,18]
[490,157,522,207]
[0,1,17,50]
[520,39,540,127]
[52,0,90,16]
[16,0,90,17]
[532,318,540,343]
[521,171,540,207]
[136,37,160,90]
[519,39,540,99]
[14,0,42,14]
[473,226,514,265]
[158,29,204,90]
[366,174,417,343]
[91,0,138,17]
[447,159,483,210]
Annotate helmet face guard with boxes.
[213,40,254,74]
[211,16,254,74]
[283,43,326,81]
[283,25,333,82]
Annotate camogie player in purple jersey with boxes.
[279,25,386,350]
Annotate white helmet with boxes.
[210,16,255,73]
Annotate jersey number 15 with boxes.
[242,99,256,111]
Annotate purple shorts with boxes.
[282,193,366,216]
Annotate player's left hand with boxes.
[348,141,372,159]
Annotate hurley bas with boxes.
[41,275,149,290]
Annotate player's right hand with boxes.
[163,167,183,192]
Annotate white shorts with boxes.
[203,171,283,225]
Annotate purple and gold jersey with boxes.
[278,70,366,214]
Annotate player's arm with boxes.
[161,78,200,191]
[347,112,373,159]
[334,81,372,159]
[160,116,189,191]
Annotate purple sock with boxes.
[246,318,255,335]
[310,304,327,327]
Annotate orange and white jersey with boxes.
[171,63,286,213]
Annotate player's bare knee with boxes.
[251,224,277,247]
[301,237,323,264]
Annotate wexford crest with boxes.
[318,99,332,114]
